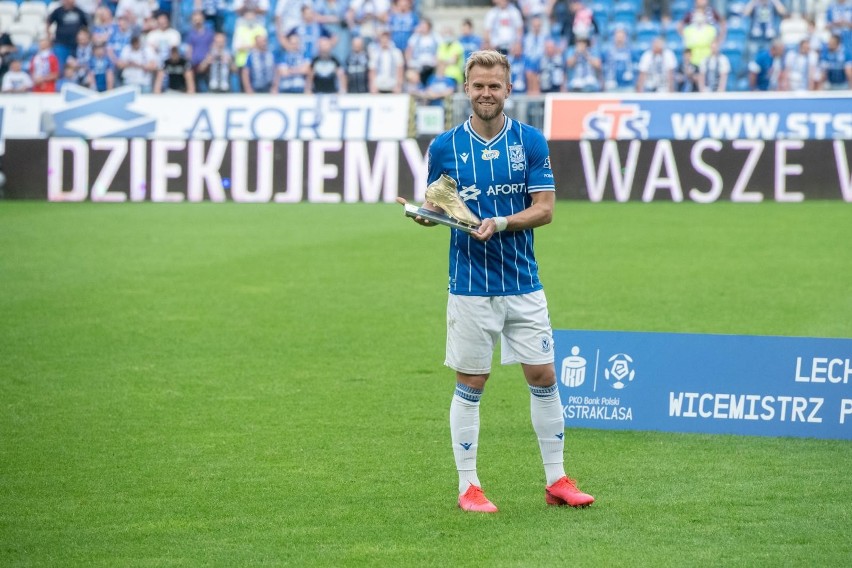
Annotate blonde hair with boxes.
[464,50,511,83]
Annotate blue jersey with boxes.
[427,116,555,296]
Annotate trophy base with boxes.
[403,203,480,234]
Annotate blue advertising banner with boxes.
[553,330,852,440]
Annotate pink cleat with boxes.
[545,476,595,508]
[458,484,498,513]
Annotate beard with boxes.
[472,99,503,122]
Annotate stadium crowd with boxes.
[0,0,850,95]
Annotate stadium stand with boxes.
[0,0,844,96]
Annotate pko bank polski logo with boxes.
[604,353,635,389]
[46,84,156,139]
[560,346,637,391]
[581,103,650,140]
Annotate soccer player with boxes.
[403,50,595,513]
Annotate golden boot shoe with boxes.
[425,174,481,228]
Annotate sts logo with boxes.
[581,103,650,140]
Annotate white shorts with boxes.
[445,290,555,375]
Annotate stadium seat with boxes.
[670,0,691,21]
[613,2,637,22]
[726,16,748,44]
[727,1,748,17]
[635,20,661,43]
[7,21,34,51]
[17,1,46,18]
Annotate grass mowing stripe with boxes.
[1,201,850,566]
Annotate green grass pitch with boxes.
[1,201,851,566]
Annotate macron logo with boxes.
[555,433,564,440]
[460,152,469,163]
[460,442,473,450]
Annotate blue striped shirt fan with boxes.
[426,116,555,297]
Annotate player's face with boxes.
[465,65,511,123]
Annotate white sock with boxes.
[450,383,482,494]
[530,383,566,486]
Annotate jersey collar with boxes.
[464,114,511,147]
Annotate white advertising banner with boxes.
[0,85,413,141]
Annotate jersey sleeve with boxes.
[525,127,555,193]
[426,135,444,185]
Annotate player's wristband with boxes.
[492,216,508,232]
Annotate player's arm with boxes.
[472,190,553,242]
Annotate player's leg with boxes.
[503,291,595,507]
[446,294,502,512]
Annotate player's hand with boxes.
[396,197,437,227]
[471,218,497,242]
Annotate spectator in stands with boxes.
[30,38,61,93]
[232,7,267,70]
[403,68,423,97]
[368,29,404,93]
[522,15,548,67]
[636,37,677,92]
[272,33,310,93]
[743,0,786,54]
[416,60,456,106]
[643,0,671,23]
[47,0,90,72]
[195,0,227,33]
[683,11,717,67]
[241,34,275,93]
[275,0,312,48]
[185,11,214,92]
[1,58,33,93]
[674,47,699,91]
[315,0,352,64]
[507,40,537,94]
[92,5,118,47]
[198,32,234,93]
[826,0,852,55]
[780,12,814,51]
[820,33,852,89]
[566,38,601,91]
[107,14,134,71]
[748,39,784,90]
[306,36,344,94]
[344,36,370,93]
[290,5,332,60]
[233,0,270,22]
[407,18,440,85]
[483,0,524,54]
[602,26,635,92]
[537,38,567,92]
[0,33,17,88]
[458,19,482,65]
[389,0,419,53]
[520,0,552,29]
[348,0,391,46]
[679,0,725,43]
[146,12,181,63]
[67,28,94,86]
[87,42,115,91]
[76,0,99,21]
[697,39,731,91]
[781,38,819,91]
[437,25,465,87]
[118,33,158,93]
[56,59,83,90]
[554,0,598,48]
[154,45,196,93]
[116,0,154,32]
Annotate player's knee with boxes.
[523,363,556,387]
[457,372,489,391]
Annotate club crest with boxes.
[509,144,526,171]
